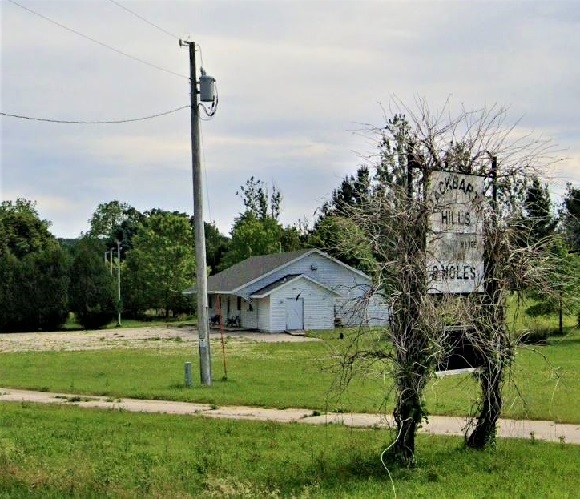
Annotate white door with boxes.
[286,298,304,330]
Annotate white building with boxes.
[187,249,389,333]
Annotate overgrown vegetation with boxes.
[323,100,564,464]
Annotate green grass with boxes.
[1,328,579,423]
[0,402,579,498]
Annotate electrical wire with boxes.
[6,0,187,79]
[0,105,189,124]
[199,84,219,120]
[106,0,180,41]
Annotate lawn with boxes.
[1,327,579,423]
[1,308,579,497]
[0,402,579,498]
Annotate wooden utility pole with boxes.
[182,39,212,385]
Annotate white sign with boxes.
[427,171,486,294]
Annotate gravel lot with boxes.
[0,327,319,353]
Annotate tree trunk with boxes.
[392,385,423,466]
[467,363,502,448]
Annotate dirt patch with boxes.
[0,327,319,353]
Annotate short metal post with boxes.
[184,362,192,387]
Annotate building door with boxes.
[286,298,304,330]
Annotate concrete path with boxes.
[1,387,579,445]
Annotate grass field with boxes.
[1,403,579,498]
[0,327,579,423]
[1,305,580,497]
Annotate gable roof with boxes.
[184,247,370,295]
[206,248,314,293]
[250,274,341,299]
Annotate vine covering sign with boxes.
[427,171,486,294]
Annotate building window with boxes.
[237,296,241,311]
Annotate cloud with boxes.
[2,0,580,239]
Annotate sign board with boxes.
[427,171,486,294]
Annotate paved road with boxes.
[1,387,579,445]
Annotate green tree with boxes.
[517,176,557,247]
[235,176,282,220]
[87,201,144,255]
[19,247,70,331]
[124,213,195,317]
[69,238,117,329]
[0,200,69,332]
[308,215,377,275]
[319,166,371,218]
[0,253,20,331]
[220,213,284,269]
[309,166,377,272]
[204,221,230,275]
[220,178,304,269]
[0,199,57,258]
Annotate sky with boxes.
[1,0,579,238]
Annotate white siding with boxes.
[257,297,271,332]
[220,250,390,331]
[265,277,335,333]
[240,298,258,329]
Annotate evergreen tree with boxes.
[560,183,580,251]
[518,176,557,247]
[69,238,117,329]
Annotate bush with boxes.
[519,329,549,345]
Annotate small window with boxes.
[208,295,213,308]
[237,296,241,311]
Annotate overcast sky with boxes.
[1,0,579,238]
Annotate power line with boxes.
[106,0,180,41]
[0,105,189,124]
[6,0,187,79]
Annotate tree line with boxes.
[3,125,580,333]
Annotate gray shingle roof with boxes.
[206,248,315,293]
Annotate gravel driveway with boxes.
[0,327,319,353]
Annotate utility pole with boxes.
[181,39,212,385]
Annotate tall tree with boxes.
[221,178,304,269]
[320,166,371,217]
[87,201,144,255]
[308,215,377,275]
[517,176,557,247]
[220,213,284,270]
[124,213,195,317]
[235,176,282,221]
